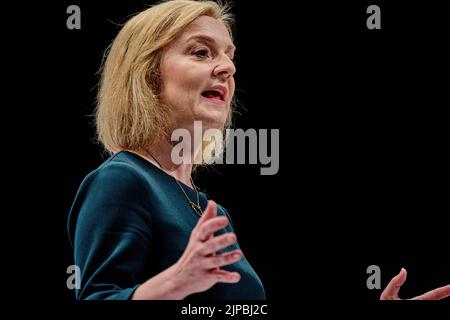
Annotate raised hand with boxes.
[170,200,242,298]
[132,200,243,300]
[380,268,450,300]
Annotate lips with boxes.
[201,85,228,104]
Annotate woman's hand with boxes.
[132,200,241,300]
[380,268,450,300]
[169,200,242,298]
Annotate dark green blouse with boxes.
[67,151,265,300]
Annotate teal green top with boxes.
[67,151,265,300]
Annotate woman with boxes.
[68,0,264,300]
[68,0,449,300]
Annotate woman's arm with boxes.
[68,163,154,299]
[69,163,241,299]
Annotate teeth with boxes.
[210,89,224,96]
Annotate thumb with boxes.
[397,268,407,286]
[380,268,407,300]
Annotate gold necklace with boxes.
[174,177,203,217]
[147,152,202,217]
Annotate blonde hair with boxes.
[95,0,235,157]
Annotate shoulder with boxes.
[80,152,150,193]
[67,153,153,245]
[72,153,155,213]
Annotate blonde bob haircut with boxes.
[96,0,235,158]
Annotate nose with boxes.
[213,54,236,80]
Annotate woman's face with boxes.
[159,15,236,131]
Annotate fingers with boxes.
[197,200,217,225]
[193,202,230,242]
[210,269,241,284]
[201,249,243,269]
[381,269,450,300]
[380,268,407,300]
[194,201,224,240]
[198,232,237,256]
[198,216,229,240]
[411,284,450,300]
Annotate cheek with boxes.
[163,61,207,99]
[226,79,236,108]
[229,79,236,97]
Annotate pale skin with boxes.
[130,15,449,300]
[380,268,450,300]
[132,16,238,299]
[136,15,236,188]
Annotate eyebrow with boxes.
[186,34,236,54]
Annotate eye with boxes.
[193,48,210,59]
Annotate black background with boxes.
[3,0,449,304]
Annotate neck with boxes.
[127,140,194,188]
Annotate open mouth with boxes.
[201,88,225,104]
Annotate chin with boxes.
[201,115,227,130]
[198,108,228,130]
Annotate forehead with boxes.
[173,15,235,50]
